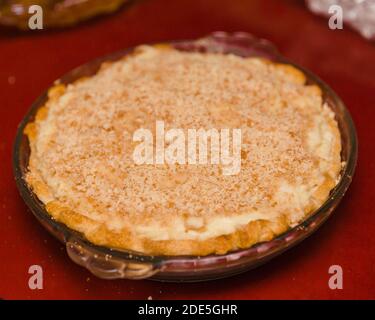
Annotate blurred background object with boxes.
[306,0,375,40]
[0,0,130,29]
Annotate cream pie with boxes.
[25,45,342,256]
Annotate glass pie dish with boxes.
[13,32,357,282]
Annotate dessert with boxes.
[0,0,128,29]
[24,45,342,256]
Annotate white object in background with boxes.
[306,0,375,40]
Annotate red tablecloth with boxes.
[0,0,374,300]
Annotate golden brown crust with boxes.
[26,160,291,256]
[25,46,342,256]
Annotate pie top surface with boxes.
[25,45,342,255]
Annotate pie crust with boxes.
[25,45,342,256]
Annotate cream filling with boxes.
[307,107,335,161]
[133,211,272,241]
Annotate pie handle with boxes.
[66,239,161,280]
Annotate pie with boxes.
[24,45,342,256]
[0,0,127,29]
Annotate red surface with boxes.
[0,0,374,300]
